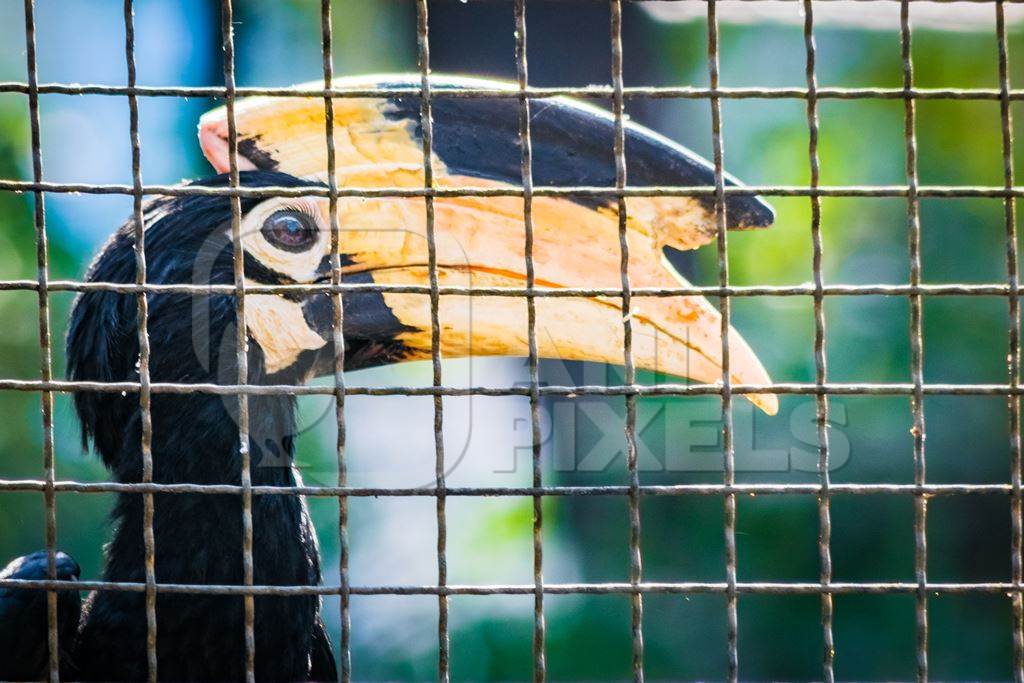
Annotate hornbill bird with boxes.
[0,75,776,681]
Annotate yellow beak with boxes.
[199,74,778,415]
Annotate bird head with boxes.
[68,74,778,465]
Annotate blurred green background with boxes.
[0,0,1022,679]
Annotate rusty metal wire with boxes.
[510,2,547,681]
[997,3,1024,681]
[801,2,835,680]
[1,279,1023,297]
[705,2,742,679]
[20,2,59,682]
[121,2,158,680]
[7,82,1024,101]
[609,2,646,680]
[0,480,1020,498]
[8,179,1024,199]
[7,479,1024,507]
[412,3,452,680]
[318,2,352,682]
[218,1,258,680]
[4,0,1024,681]
[2,378,1024,398]
[898,4,930,680]
[7,576,1024,598]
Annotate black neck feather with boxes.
[65,172,328,681]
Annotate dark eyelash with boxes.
[292,203,322,228]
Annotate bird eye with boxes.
[261,210,319,252]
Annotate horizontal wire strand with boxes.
[8,180,1024,198]
[5,83,1024,100]
[0,280,1020,296]
[3,578,1023,597]
[0,379,1023,397]
[0,480,1016,497]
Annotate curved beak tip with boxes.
[755,393,780,416]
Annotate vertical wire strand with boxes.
[512,2,546,681]
[319,1,349,681]
[22,2,59,681]
[706,1,738,680]
[219,2,256,680]
[609,2,644,680]
[414,2,449,680]
[899,3,929,681]
[802,2,835,681]
[122,1,157,680]
[996,3,1023,681]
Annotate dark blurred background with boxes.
[0,0,1022,679]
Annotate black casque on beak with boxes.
[395,83,772,231]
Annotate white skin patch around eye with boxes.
[239,197,329,283]
[239,197,330,374]
[245,294,326,375]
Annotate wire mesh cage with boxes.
[0,0,1023,681]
